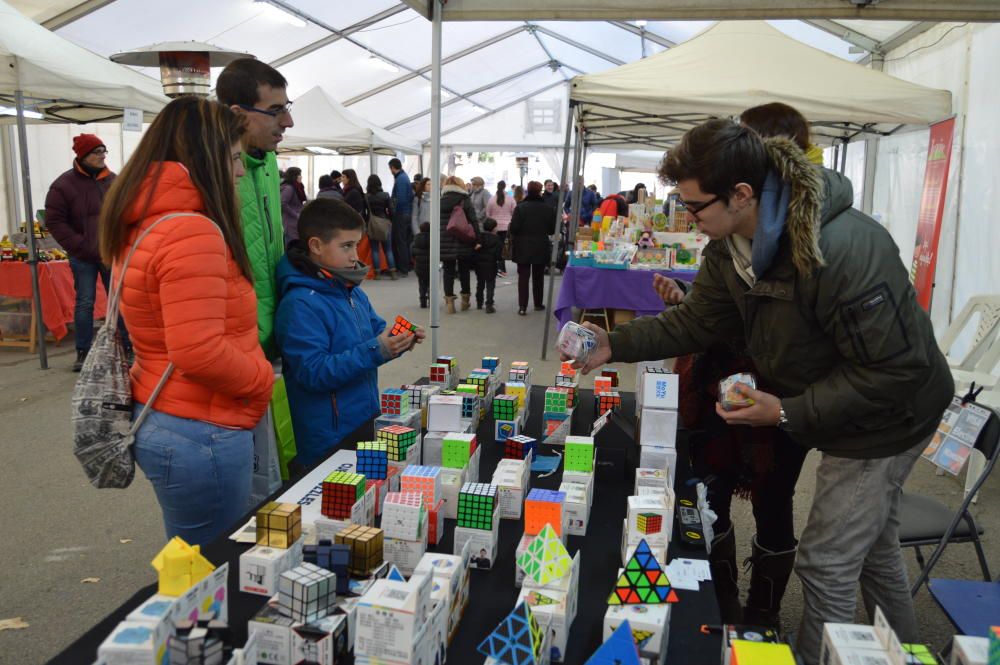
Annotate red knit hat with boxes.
[72,134,104,159]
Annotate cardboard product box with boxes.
[522,551,581,624]
[375,409,422,437]
[517,586,570,663]
[620,520,667,567]
[427,395,465,432]
[354,578,431,665]
[561,470,594,506]
[626,493,674,548]
[249,596,348,665]
[423,590,448,661]
[313,516,351,543]
[427,499,445,545]
[634,362,666,414]
[604,601,671,665]
[830,649,895,665]
[383,522,429,575]
[639,445,678,478]
[635,467,672,494]
[454,516,499,570]
[514,532,534,588]
[638,371,678,411]
[422,431,446,467]
[558,481,590,536]
[387,440,420,475]
[97,619,171,665]
[492,460,529,520]
[126,594,179,630]
[240,541,304,597]
[638,406,678,448]
[495,417,521,442]
[439,466,467,520]
[951,636,988,665]
[820,624,883,663]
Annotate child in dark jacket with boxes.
[474,218,503,313]
[275,199,425,466]
[411,221,431,308]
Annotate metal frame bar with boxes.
[606,20,676,48]
[526,22,569,82]
[436,79,565,141]
[268,4,409,68]
[41,0,117,30]
[428,0,442,359]
[802,19,881,53]
[528,24,625,66]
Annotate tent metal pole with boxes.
[567,123,585,249]
[15,89,48,369]
[428,0,443,360]
[368,146,376,180]
[839,138,849,174]
[541,98,577,360]
[2,126,22,237]
[571,137,589,248]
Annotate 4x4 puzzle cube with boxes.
[256,502,302,549]
[457,483,497,531]
[493,394,519,421]
[390,315,418,337]
[356,441,389,480]
[544,387,570,414]
[321,471,365,520]
[380,388,410,416]
[401,465,442,508]
[376,425,418,462]
[382,492,426,541]
[525,488,566,536]
[564,435,594,473]
[334,524,384,576]
[505,435,537,461]
[442,433,477,468]
[278,562,336,623]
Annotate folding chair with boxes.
[579,308,613,331]
[927,577,1000,636]
[899,404,1000,596]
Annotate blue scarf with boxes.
[751,170,790,277]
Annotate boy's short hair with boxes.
[659,119,768,203]
[298,198,364,243]
[483,217,498,231]
[216,59,287,107]
[419,222,431,233]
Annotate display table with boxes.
[554,264,697,330]
[52,385,720,664]
[0,260,108,350]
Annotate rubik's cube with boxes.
[334,524,383,576]
[597,391,622,414]
[555,373,575,387]
[321,471,365,520]
[601,367,620,388]
[457,483,498,531]
[482,356,500,372]
[376,425,418,461]
[594,375,614,395]
[504,435,537,460]
[560,361,577,378]
[525,488,566,536]
[509,367,530,383]
[430,363,451,384]
[564,435,595,473]
[564,384,578,408]
[390,315,418,337]
[167,624,226,665]
[457,383,479,397]
[356,441,389,480]
[460,393,480,419]
[544,387,571,414]
[636,513,663,535]
[402,384,424,410]
[400,465,442,507]
[465,372,490,397]
[506,381,528,409]
[278,562,336,623]
[382,492,426,541]
[303,539,352,595]
[442,433,477,468]
[256,502,302,549]
[437,355,458,372]
[493,394,519,420]
[380,388,410,416]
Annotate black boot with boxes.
[72,349,87,372]
[709,525,742,623]
[743,535,797,628]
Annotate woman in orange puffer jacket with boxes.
[99,96,273,546]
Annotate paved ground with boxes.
[0,272,995,664]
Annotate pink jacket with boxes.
[486,194,516,232]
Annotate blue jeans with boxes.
[133,405,254,546]
[70,256,130,353]
[371,236,396,272]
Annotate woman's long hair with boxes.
[495,180,506,207]
[342,168,362,192]
[282,166,301,186]
[366,174,383,195]
[99,96,252,280]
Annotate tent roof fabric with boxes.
[570,21,952,149]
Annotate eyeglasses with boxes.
[683,195,722,220]
[238,102,293,118]
[90,147,108,155]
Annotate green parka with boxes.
[609,138,954,459]
[238,150,284,358]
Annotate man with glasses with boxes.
[217,58,294,358]
[45,133,130,371]
[567,119,953,665]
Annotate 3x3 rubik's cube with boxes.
[504,434,537,461]
[450,389,480,418]
[376,425,418,462]
[601,367,620,387]
[457,482,497,531]
[505,382,527,409]
[389,315,418,337]
[430,363,451,385]
[442,433,477,468]
[382,491,426,541]
[380,388,410,416]
[525,488,566,536]
[334,524,383,576]
[544,387,571,414]
[493,394,519,421]
[400,465,442,508]
[509,363,531,384]
[597,391,622,414]
[482,356,500,372]
[465,370,491,397]
[321,471,365,520]
[564,435,595,473]
[356,441,388,479]
[256,502,302,549]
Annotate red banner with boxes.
[910,118,956,311]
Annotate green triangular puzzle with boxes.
[516,524,572,586]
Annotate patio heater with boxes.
[111,42,251,97]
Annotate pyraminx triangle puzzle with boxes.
[516,524,572,585]
[587,620,641,665]
[477,602,544,665]
[389,315,418,337]
[608,539,679,605]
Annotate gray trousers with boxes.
[794,437,928,665]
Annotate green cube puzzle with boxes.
[457,482,497,530]
[544,387,570,414]
[564,435,594,473]
[493,394,519,421]
[456,383,479,396]
[442,433,476,468]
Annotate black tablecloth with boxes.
[52,385,719,665]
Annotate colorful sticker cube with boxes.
[525,488,566,536]
[380,388,410,416]
[564,435,595,473]
[256,502,303,549]
[544,387,570,414]
[559,361,577,378]
[636,513,663,535]
[402,384,424,409]
[278,562,336,623]
[334,524,384,576]
[442,433,477,468]
[594,376,614,395]
[505,435,537,460]
[482,356,500,371]
[597,391,622,414]
[356,440,389,480]
[493,394,520,421]
[376,425,418,462]
[461,393,480,419]
[437,355,458,372]
[321,471,365,520]
[509,367,530,383]
[555,373,575,387]
[400,465,442,508]
[390,315,418,337]
[465,372,490,397]
[382,492,426,541]
[457,483,497,531]
[601,367,620,388]
[430,363,450,384]
[506,381,528,409]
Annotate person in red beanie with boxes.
[45,133,131,371]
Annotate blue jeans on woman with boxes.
[133,405,254,546]
[70,256,131,353]
[371,236,396,273]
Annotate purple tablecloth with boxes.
[554,265,698,329]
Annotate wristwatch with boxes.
[777,406,790,430]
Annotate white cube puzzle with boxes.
[382,492,426,541]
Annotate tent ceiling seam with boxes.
[528,24,625,65]
[524,22,569,82]
[606,20,677,49]
[268,4,409,68]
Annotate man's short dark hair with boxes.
[329,169,342,180]
[298,198,364,243]
[216,58,288,107]
[388,158,402,171]
[659,119,768,202]
[483,217,498,231]
[740,102,811,152]
[318,174,333,189]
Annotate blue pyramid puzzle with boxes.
[386,564,406,582]
[477,602,543,665]
[586,621,641,665]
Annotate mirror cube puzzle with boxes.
[380,388,410,416]
[442,432,478,468]
[525,488,567,536]
[390,315,418,337]
[382,492,426,541]
[278,562,336,623]
[505,434,537,461]
[303,539,352,595]
[256,502,303,550]
[321,472,365,520]
[564,435,595,473]
[457,483,498,531]
[544,387,571,415]
[334,524,384,576]
[376,425,418,462]
[401,465,443,507]
[166,624,226,665]
[356,441,388,480]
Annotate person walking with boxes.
[439,175,480,313]
[542,180,560,208]
[45,133,131,371]
[474,218,502,313]
[411,177,432,237]
[486,180,515,277]
[508,181,555,315]
[469,177,490,223]
[389,158,413,276]
[366,174,398,280]
[99,96,273,546]
[411,222,431,308]
[279,166,306,246]
[316,174,343,200]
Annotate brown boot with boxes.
[709,525,743,624]
[460,293,471,311]
[444,295,457,314]
[743,535,796,629]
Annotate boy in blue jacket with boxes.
[275,198,424,467]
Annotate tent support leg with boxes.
[839,138,849,174]
[428,0,443,361]
[15,90,47,370]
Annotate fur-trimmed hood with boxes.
[442,183,469,197]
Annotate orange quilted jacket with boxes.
[117,162,273,429]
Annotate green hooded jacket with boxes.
[609,138,954,459]
[238,150,284,358]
